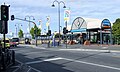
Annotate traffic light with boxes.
[63,27,68,34]
[63,27,66,34]
[48,30,51,36]
[0,20,8,34]
[0,20,2,33]
[1,5,9,21]
[11,15,15,20]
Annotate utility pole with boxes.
[65,21,67,48]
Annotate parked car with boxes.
[10,39,17,47]
[11,38,19,45]
[1,38,10,48]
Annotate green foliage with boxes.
[112,18,120,44]
[112,18,120,36]
[55,33,62,38]
[30,25,41,39]
[30,27,35,39]
[18,29,23,38]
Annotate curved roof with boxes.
[71,17,87,32]
[70,17,112,33]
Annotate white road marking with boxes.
[31,67,42,72]
[59,49,120,53]
[102,47,108,49]
[32,46,46,49]
[25,57,63,64]
[25,52,41,54]
[27,67,32,72]
[10,66,20,68]
[60,49,109,52]
[14,59,42,72]
[62,58,120,71]
[25,50,56,55]
[44,57,63,61]
[25,56,120,71]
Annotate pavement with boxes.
[25,44,120,53]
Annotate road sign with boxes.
[64,8,70,22]
[46,22,49,27]
[101,19,111,29]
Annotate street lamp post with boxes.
[52,0,66,45]
[18,23,22,31]
[38,20,42,44]
[60,26,62,33]
[44,29,46,35]
[38,20,42,30]
[25,15,35,37]
[15,25,17,37]
[15,23,22,37]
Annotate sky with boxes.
[0,0,120,36]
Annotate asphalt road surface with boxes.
[8,45,120,72]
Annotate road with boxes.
[8,45,120,72]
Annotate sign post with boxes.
[64,8,70,48]
[64,8,70,23]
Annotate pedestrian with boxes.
[52,33,55,46]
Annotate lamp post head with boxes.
[25,18,26,20]
[33,18,35,20]
[63,6,66,8]
[52,4,55,7]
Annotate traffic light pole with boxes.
[2,21,6,52]
[11,16,38,46]
[3,33,5,51]
[48,26,50,48]
[35,24,37,46]
[65,21,67,48]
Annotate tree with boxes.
[112,18,120,36]
[18,29,23,38]
[30,27,35,39]
[112,18,120,44]
[30,25,41,39]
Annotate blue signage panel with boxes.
[70,28,86,32]
[101,19,111,29]
[102,19,110,26]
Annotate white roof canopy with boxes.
[83,17,102,29]
[71,17,112,31]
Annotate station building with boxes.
[66,17,112,45]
